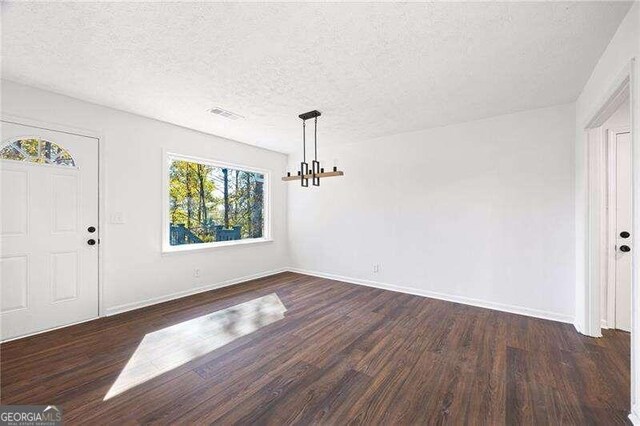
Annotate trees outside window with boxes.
[168,157,266,247]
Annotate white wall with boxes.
[574,2,639,422]
[1,80,289,314]
[288,103,576,323]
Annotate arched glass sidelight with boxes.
[0,138,76,167]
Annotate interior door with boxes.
[614,130,632,332]
[1,121,99,340]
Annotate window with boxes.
[0,138,76,167]
[165,153,269,251]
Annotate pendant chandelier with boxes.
[282,110,344,187]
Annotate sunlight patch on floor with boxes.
[104,293,286,400]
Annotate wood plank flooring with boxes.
[0,272,631,424]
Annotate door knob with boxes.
[87,239,96,246]
[620,245,631,252]
[88,226,96,233]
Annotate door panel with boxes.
[0,121,99,340]
[52,173,79,233]
[1,169,28,235]
[51,251,79,302]
[615,131,632,332]
[0,255,28,312]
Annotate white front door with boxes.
[1,121,99,340]
[614,130,632,332]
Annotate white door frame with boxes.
[1,113,106,320]
[583,59,637,422]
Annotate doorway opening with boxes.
[583,60,636,423]
[603,97,632,332]
[584,71,633,336]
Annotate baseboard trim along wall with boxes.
[6,266,578,341]
[630,408,640,426]
[105,266,575,323]
[288,267,575,324]
[105,267,289,316]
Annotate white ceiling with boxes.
[1,2,632,153]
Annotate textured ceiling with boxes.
[1,2,632,153]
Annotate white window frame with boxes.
[162,151,272,253]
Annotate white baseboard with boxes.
[6,266,577,341]
[105,267,289,316]
[288,267,574,324]
[629,408,640,425]
[573,318,602,338]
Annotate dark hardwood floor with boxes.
[0,272,631,425]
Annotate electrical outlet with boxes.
[194,268,201,278]
[373,264,380,273]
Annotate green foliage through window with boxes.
[0,138,76,166]
[169,158,265,246]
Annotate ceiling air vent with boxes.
[208,107,244,120]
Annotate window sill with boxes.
[162,238,274,255]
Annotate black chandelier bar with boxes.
[282,110,344,186]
